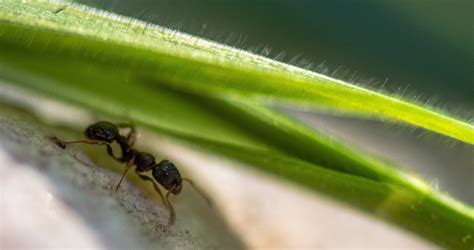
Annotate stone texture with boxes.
[0,108,242,249]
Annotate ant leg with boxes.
[134,170,167,208]
[50,136,107,149]
[182,178,212,206]
[165,190,176,225]
[117,123,137,147]
[50,137,124,163]
[106,144,123,162]
[115,158,134,191]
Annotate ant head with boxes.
[153,160,182,194]
[84,121,119,143]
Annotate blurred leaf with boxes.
[0,0,472,143]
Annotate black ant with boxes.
[51,121,211,225]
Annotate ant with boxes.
[51,121,211,225]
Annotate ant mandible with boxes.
[51,121,211,225]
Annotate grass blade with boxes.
[0,0,472,143]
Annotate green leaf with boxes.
[0,1,473,249]
[0,0,472,144]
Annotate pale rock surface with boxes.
[0,111,242,249]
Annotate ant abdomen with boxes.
[85,121,119,143]
[153,160,182,194]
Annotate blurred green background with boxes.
[74,0,473,205]
[77,0,474,113]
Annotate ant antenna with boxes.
[182,178,212,206]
